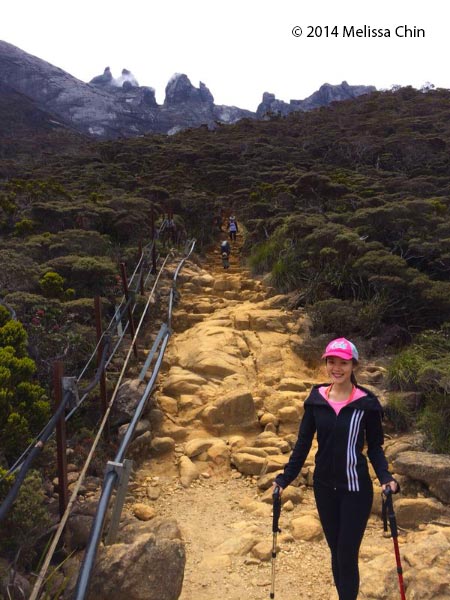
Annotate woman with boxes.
[273,337,398,600]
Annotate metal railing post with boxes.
[104,459,133,545]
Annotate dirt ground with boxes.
[130,463,388,600]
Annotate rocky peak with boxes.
[301,80,376,110]
[89,67,113,86]
[90,66,139,89]
[256,81,376,117]
[164,73,214,106]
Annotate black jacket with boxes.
[275,384,393,492]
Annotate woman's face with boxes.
[325,356,353,385]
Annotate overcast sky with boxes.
[1,0,447,111]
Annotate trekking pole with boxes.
[382,488,406,600]
[270,485,282,599]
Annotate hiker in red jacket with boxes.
[273,338,398,600]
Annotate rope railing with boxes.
[0,228,164,489]
[72,239,196,600]
[28,247,181,600]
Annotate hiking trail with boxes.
[125,235,392,600]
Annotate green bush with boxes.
[387,347,425,391]
[14,218,35,236]
[418,395,450,454]
[309,299,364,337]
[384,393,417,432]
[44,255,117,296]
[248,239,282,274]
[0,469,51,565]
[0,316,49,462]
[39,271,74,300]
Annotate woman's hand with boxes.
[382,480,398,494]
[272,483,283,496]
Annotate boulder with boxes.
[146,484,161,501]
[290,515,323,541]
[261,486,303,505]
[232,452,266,475]
[157,395,178,415]
[393,451,450,504]
[66,514,94,550]
[117,517,182,545]
[251,541,273,561]
[277,377,307,392]
[238,498,272,517]
[262,454,290,473]
[0,566,31,600]
[206,442,230,468]
[132,504,156,521]
[88,533,185,600]
[162,367,207,396]
[111,379,143,427]
[202,389,258,432]
[360,525,450,600]
[128,431,152,459]
[178,455,199,487]
[151,437,175,454]
[214,531,260,556]
[184,437,221,458]
[118,419,151,442]
[278,405,301,423]
[259,412,279,427]
[391,497,448,528]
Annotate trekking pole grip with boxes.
[272,485,282,533]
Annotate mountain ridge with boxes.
[0,40,375,139]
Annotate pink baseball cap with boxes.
[322,338,359,361]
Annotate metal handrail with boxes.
[73,240,195,598]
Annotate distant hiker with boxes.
[273,338,398,600]
[228,217,238,241]
[220,240,231,269]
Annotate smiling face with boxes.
[325,356,354,386]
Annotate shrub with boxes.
[387,347,425,391]
[0,315,49,463]
[44,255,117,296]
[384,393,417,432]
[418,395,450,454]
[248,239,282,274]
[39,271,74,301]
[0,469,51,565]
[309,299,363,337]
[14,218,36,236]
[0,250,39,294]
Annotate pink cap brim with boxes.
[322,350,353,361]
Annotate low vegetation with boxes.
[1,84,450,565]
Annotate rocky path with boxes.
[128,239,338,600]
[124,237,450,600]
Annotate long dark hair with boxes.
[351,359,358,386]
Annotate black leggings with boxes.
[314,482,373,600]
